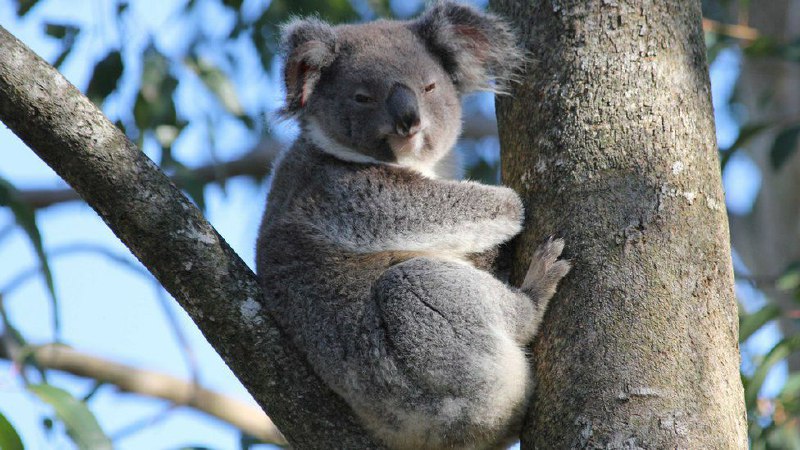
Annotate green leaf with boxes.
[745,335,800,410]
[172,163,206,211]
[45,23,72,39]
[52,46,76,70]
[28,384,112,450]
[720,122,771,170]
[222,0,243,9]
[264,0,358,23]
[133,45,179,134]
[744,36,781,58]
[777,261,800,292]
[86,51,124,106]
[15,0,39,16]
[251,0,358,69]
[770,125,800,170]
[184,56,243,116]
[44,23,80,69]
[239,432,264,450]
[0,410,24,450]
[0,178,60,337]
[0,298,28,349]
[739,304,781,343]
[780,373,800,399]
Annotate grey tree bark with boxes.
[490,1,748,448]
[0,26,382,449]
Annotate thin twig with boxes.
[0,340,286,446]
[702,18,759,41]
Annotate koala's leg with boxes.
[510,237,572,343]
[356,257,533,450]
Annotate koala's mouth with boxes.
[387,131,426,158]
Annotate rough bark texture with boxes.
[490,1,747,448]
[728,0,800,370]
[0,26,381,449]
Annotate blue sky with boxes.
[0,0,773,449]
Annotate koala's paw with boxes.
[521,237,571,306]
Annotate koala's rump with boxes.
[258,228,527,441]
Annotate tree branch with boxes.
[702,18,759,41]
[16,140,281,209]
[1,342,286,445]
[0,25,380,448]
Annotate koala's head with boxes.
[280,1,522,175]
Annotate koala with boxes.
[256,2,571,449]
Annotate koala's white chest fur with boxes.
[306,117,445,179]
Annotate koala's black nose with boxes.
[387,83,421,136]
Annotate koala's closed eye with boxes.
[353,92,375,104]
[423,82,436,93]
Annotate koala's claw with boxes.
[521,237,571,304]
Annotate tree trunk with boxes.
[490,1,747,448]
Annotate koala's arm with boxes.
[313,172,523,255]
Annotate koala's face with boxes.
[281,2,521,174]
[305,23,462,168]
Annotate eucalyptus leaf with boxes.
[770,125,800,170]
[134,45,179,133]
[86,50,124,106]
[28,384,112,450]
[720,122,771,170]
[777,261,800,292]
[44,23,76,39]
[780,373,800,399]
[0,410,24,450]
[745,335,800,410]
[251,0,358,69]
[222,0,243,9]
[173,163,207,211]
[44,23,80,69]
[739,304,780,343]
[0,178,60,337]
[184,56,243,116]
[15,0,39,16]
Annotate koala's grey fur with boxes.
[256,2,570,449]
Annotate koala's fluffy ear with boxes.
[412,1,523,94]
[280,18,337,116]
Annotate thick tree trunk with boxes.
[490,1,747,448]
[0,26,381,449]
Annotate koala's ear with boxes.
[280,18,338,116]
[412,1,523,94]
